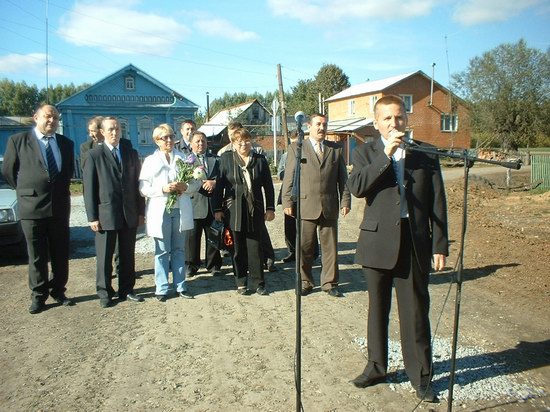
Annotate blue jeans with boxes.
[153,209,188,295]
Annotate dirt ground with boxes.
[0,166,549,412]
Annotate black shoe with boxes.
[300,287,313,296]
[350,374,386,388]
[326,288,343,298]
[156,295,167,302]
[415,385,439,403]
[179,290,194,299]
[281,253,295,263]
[237,287,248,295]
[266,258,277,272]
[124,293,144,302]
[51,293,75,306]
[100,299,113,308]
[186,266,198,278]
[256,287,268,296]
[28,300,45,314]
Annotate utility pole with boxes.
[277,64,289,148]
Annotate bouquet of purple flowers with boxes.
[165,153,207,213]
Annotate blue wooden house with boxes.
[57,64,199,160]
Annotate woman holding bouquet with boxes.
[213,128,275,295]
[139,124,203,301]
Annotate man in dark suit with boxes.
[186,131,222,277]
[347,95,448,403]
[2,104,74,314]
[83,116,145,308]
[282,113,351,297]
[174,119,195,154]
[80,116,104,170]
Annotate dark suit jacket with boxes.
[282,138,350,220]
[189,152,220,219]
[2,130,74,220]
[212,151,275,232]
[80,138,132,170]
[347,138,448,273]
[83,142,144,230]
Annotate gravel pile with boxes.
[352,336,547,403]
[70,195,154,256]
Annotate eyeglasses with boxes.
[157,135,175,142]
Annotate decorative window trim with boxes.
[125,76,135,91]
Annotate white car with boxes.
[0,156,27,255]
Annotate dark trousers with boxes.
[21,216,69,302]
[260,221,275,261]
[187,214,222,272]
[300,215,338,291]
[284,213,296,254]
[95,224,137,301]
[361,219,432,388]
[232,228,264,289]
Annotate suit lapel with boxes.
[26,131,47,169]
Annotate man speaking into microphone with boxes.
[347,95,448,403]
[282,112,350,298]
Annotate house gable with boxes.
[326,71,471,149]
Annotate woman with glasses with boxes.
[212,128,275,295]
[139,124,201,301]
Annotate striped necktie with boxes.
[45,136,59,180]
[112,147,121,170]
[314,142,323,161]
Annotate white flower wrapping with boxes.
[193,166,207,180]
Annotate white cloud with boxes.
[57,1,190,56]
[194,18,259,42]
[0,53,65,77]
[453,0,544,25]
[267,0,439,24]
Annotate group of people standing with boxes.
[3,95,448,403]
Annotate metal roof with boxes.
[325,72,417,102]
[327,117,373,132]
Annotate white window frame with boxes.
[441,113,458,132]
[138,116,153,145]
[348,99,356,116]
[369,95,378,113]
[125,76,135,91]
[118,118,129,141]
[400,94,413,113]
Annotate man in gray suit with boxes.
[186,131,222,277]
[347,95,448,403]
[2,104,74,314]
[282,112,351,297]
[83,116,145,308]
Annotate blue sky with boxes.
[1,0,548,111]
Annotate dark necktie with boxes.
[45,136,59,180]
[112,147,121,170]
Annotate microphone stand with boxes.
[291,123,305,412]
[405,144,521,412]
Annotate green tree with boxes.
[452,39,550,150]
[287,64,350,115]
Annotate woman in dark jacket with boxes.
[213,128,275,295]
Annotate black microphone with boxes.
[295,111,305,130]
